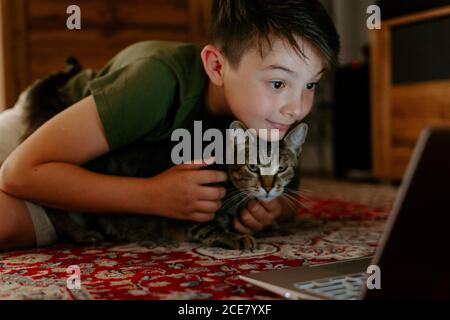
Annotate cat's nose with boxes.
[261,176,274,194]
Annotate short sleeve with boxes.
[88,58,177,151]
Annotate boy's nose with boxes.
[281,102,303,119]
[282,91,310,119]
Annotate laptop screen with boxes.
[365,128,450,299]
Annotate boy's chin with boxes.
[238,120,286,141]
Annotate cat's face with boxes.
[226,121,308,202]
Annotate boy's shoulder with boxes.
[85,41,210,149]
[91,40,208,102]
[59,40,210,151]
[101,40,205,78]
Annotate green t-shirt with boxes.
[59,40,208,151]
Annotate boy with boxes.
[0,0,339,251]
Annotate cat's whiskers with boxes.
[223,193,251,212]
[298,187,315,195]
[222,191,247,205]
[282,194,309,213]
[280,193,300,213]
[224,186,256,198]
[282,191,312,212]
[283,187,314,201]
[221,190,251,208]
[233,193,253,212]
[225,190,245,199]
[228,186,257,195]
[221,189,249,205]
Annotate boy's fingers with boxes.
[248,199,260,211]
[197,186,226,201]
[248,199,278,227]
[190,212,215,222]
[249,199,270,215]
[194,200,221,214]
[194,170,228,184]
[240,208,264,231]
[257,198,277,212]
[233,217,253,235]
[256,198,281,218]
[179,157,215,169]
[248,203,272,225]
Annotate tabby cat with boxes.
[20,57,308,250]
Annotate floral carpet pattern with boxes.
[0,182,394,300]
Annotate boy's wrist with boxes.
[129,176,161,215]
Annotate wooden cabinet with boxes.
[370,5,450,181]
[0,0,211,109]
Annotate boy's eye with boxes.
[270,81,286,90]
[306,82,318,91]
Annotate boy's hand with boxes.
[233,198,282,235]
[145,159,227,222]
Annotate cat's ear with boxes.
[227,120,258,163]
[230,121,259,141]
[229,120,248,131]
[283,122,308,155]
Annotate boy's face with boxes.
[221,37,324,140]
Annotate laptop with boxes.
[239,127,450,300]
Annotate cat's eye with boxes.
[278,164,288,172]
[247,164,259,172]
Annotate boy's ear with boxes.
[283,122,308,155]
[201,44,225,86]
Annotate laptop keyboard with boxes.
[293,273,367,300]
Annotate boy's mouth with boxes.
[266,119,291,131]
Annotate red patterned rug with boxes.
[0,196,390,300]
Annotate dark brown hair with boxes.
[210,0,340,70]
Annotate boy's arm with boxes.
[0,95,226,221]
[0,95,152,214]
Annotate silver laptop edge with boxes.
[360,128,432,298]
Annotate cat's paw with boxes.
[255,222,281,237]
[234,234,257,251]
[212,233,257,251]
[79,230,105,245]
